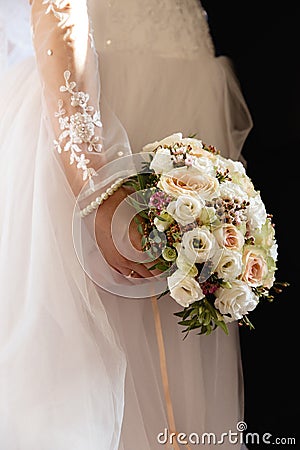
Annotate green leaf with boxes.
[203,298,218,319]
[215,320,229,335]
[141,236,147,247]
[126,196,148,211]
[155,263,169,271]
[152,212,167,221]
[138,211,149,220]
[157,289,170,300]
[174,310,186,318]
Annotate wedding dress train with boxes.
[0,1,252,449]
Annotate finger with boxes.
[113,263,148,279]
[128,263,154,279]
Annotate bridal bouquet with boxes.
[125,133,287,336]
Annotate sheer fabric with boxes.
[0,2,127,449]
[0,0,32,76]
[0,1,253,449]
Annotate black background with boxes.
[201,1,299,448]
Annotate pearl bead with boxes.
[80,178,124,218]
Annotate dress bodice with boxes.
[88,0,215,58]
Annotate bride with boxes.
[0,1,252,449]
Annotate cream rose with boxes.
[212,249,243,281]
[167,195,204,225]
[158,167,219,201]
[214,280,259,323]
[142,132,183,153]
[213,224,245,251]
[181,227,218,264]
[185,139,216,162]
[241,246,268,287]
[181,137,204,150]
[168,270,204,307]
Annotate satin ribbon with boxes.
[151,295,192,450]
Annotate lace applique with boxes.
[43,0,70,26]
[54,71,102,188]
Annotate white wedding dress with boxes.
[0,1,252,449]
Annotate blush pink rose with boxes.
[241,246,268,287]
[213,224,244,251]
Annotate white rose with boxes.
[212,249,242,281]
[214,280,259,323]
[149,147,174,174]
[181,227,218,264]
[142,132,183,153]
[247,194,267,231]
[167,195,204,225]
[168,270,204,307]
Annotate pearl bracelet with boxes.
[80,178,124,218]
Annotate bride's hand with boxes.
[95,187,154,278]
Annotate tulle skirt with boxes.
[0,50,252,449]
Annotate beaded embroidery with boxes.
[43,1,102,188]
[43,0,70,26]
[54,71,102,188]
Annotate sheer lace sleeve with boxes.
[30,0,104,193]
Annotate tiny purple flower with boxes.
[149,191,173,211]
